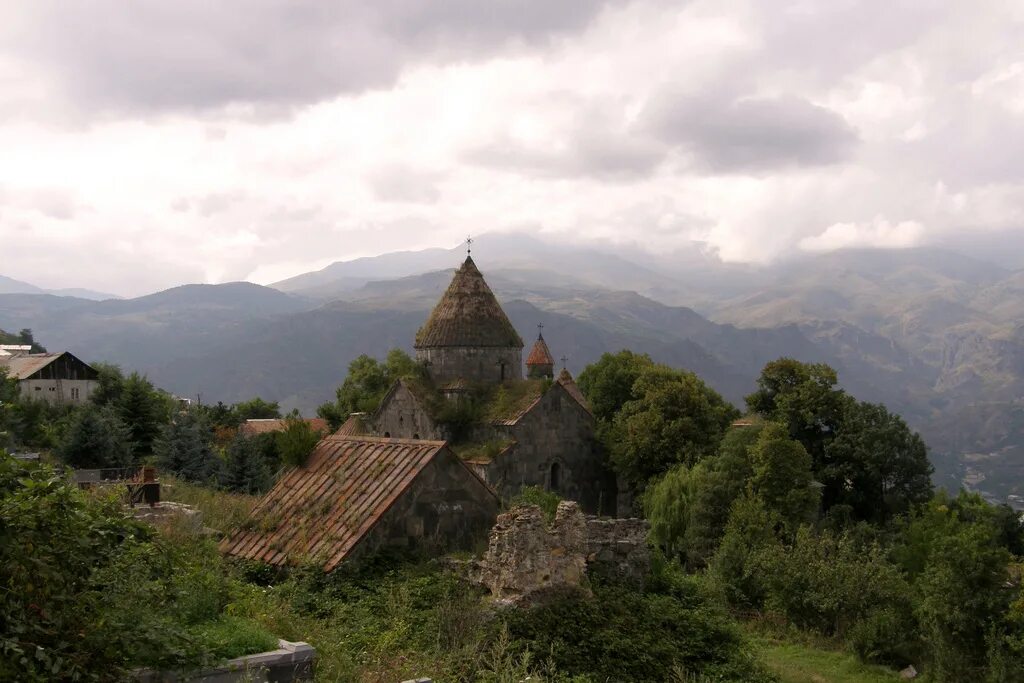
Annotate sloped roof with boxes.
[557,368,592,415]
[526,334,555,367]
[335,413,370,436]
[238,418,329,437]
[220,436,460,570]
[0,353,65,380]
[415,256,523,349]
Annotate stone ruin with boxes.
[474,501,650,606]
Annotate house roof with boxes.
[525,334,555,367]
[557,368,591,415]
[238,418,329,437]
[0,352,67,380]
[220,436,477,570]
[414,256,523,349]
[335,413,370,436]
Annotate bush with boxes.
[511,485,563,523]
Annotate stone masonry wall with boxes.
[486,383,617,515]
[476,502,649,605]
[348,449,499,562]
[373,381,445,441]
[418,346,523,384]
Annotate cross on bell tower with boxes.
[465,235,473,255]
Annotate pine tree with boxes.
[154,409,220,483]
[57,404,134,469]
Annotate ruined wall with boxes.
[348,449,499,561]
[585,516,650,582]
[417,346,523,384]
[373,381,445,440]
[486,383,616,515]
[476,502,650,605]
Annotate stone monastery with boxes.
[223,254,618,569]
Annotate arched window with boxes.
[383,431,391,438]
[413,433,420,440]
[550,462,561,492]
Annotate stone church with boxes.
[364,254,617,515]
[223,254,619,570]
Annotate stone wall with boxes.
[417,346,523,384]
[476,502,650,605]
[373,381,445,440]
[486,383,617,515]
[585,516,650,582]
[348,448,499,561]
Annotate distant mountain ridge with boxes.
[0,274,121,301]
[2,237,1024,505]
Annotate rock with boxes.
[900,664,918,679]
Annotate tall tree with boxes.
[231,397,281,422]
[576,350,657,423]
[154,409,220,483]
[116,372,168,456]
[608,365,738,488]
[57,404,134,469]
[823,400,933,524]
[748,423,820,533]
[220,433,274,494]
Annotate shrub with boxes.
[511,485,563,523]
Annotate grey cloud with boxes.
[0,1,611,115]
[644,92,859,172]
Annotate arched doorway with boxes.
[550,462,561,492]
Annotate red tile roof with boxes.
[220,436,458,571]
[525,334,555,367]
[335,414,370,436]
[415,256,523,349]
[238,418,329,437]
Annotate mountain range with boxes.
[2,233,1022,505]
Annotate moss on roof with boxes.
[399,376,549,428]
[414,256,524,349]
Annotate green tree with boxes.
[274,416,322,467]
[57,404,135,469]
[0,368,18,448]
[88,362,125,407]
[708,492,781,609]
[220,433,274,494]
[117,372,170,456]
[823,400,933,524]
[755,527,915,662]
[644,463,696,561]
[608,365,738,488]
[155,409,220,483]
[231,397,281,422]
[749,423,819,532]
[746,358,848,469]
[576,350,656,422]
[683,423,762,567]
[317,349,421,429]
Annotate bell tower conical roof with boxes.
[415,256,524,349]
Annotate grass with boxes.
[188,615,279,661]
[746,628,903,683]
[161,475,260,533]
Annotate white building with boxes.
[0,350,99,406]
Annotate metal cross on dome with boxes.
[466,235,473,254]
[560,355,568,368]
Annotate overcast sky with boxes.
[1,1,1022,296]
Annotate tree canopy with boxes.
[317,349,421,429]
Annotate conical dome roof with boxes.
[526,333,555,367]
[415,256,524,349]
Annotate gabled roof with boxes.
[220,436,473,571]
[238,418,329,437]
[557,368,592,415]
[526,334,555,367]
[0,352,90,380]
[335,413,370,436]
[415,256,523,349]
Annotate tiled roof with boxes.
[525,334,554,367]
[415,256,523,349]
[557,368,592,415]
[0,353,63,380]
[220,436,452,571]
[335,414,370,436]
[238,418,329,437]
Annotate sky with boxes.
[0,0,1022,297]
